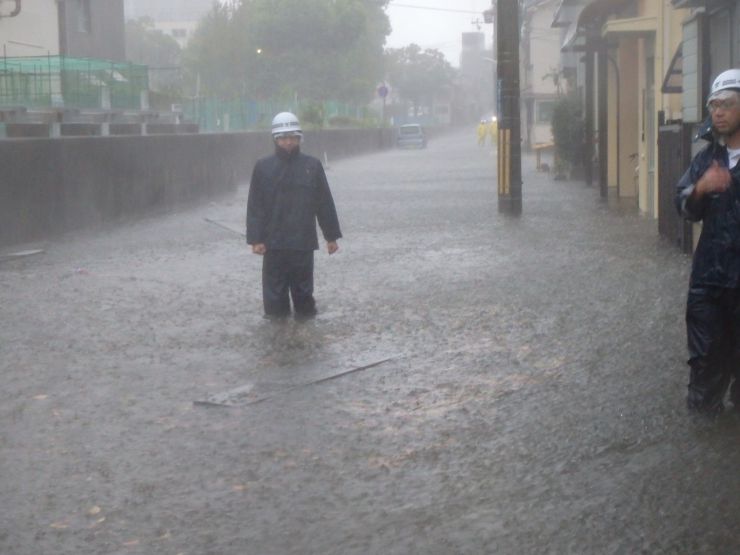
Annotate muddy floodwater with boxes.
[2,129,740,554]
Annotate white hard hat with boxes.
[708,69,740,101]
[271,112,302,137]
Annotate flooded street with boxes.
[2,129,740,554]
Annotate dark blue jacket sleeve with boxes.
[246,162,265,245]
[314,162,342,242]
[676,150,710,222]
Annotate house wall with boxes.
[618,40,639,197]
[681,1,739,125]
[0,0,60,56]
[529,3,560,146]
[637,38,650,210]
[649,2,687,216]
[706,1,740,74]
[709,8,733,77]
[608,50,619,189]
[521,0,560,149]
[621,0,686,217]
[735,3,740,64]
[664,7,688,123]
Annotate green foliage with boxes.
[550,94,583,170]
[183,0,390,102]
[149,89,181,111]
[328,115,360,127]
[181,4,235,98]
[384,44,456,114]
[300,102,325,128]
[541,66,565,96]
[125,17,183,94]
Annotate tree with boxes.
[184,0,390,102]
[125,17,183,95]
[182,4,237,98]
[384,44,456,116]
[550,93,583,178]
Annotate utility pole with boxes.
[0,0,22,18]
[494,0,522,215]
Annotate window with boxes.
[400,125,422,136]
[537,100,555,124]
[76,0,92,33]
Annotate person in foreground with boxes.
[246,112,342,321]
[676,68,740,416]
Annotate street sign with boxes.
[377,84,388,98]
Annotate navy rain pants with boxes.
[262,249,316,318]
[686,286,740,414]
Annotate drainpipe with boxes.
[598,42,608,198]
[584,34,595,187]
[57,0,67,56]
[608,54,621,196]
[0,0,22,18]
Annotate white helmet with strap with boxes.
[708,69,740,101]
[271,112,302,138]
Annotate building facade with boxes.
[59,0,126,61]
[521,0,562,149]
[552,0,686,213]
[124,0,214,48]
[458,31,496,123]
[549,0,739,251]
[1,0,60,56]
[0,0,125,60]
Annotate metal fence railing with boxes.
[182,97,374,133]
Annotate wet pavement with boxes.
[2,129,740,554]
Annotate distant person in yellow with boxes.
[488,117,498,146]
[477,120,488,147]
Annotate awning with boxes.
[661,43,683,94]
[552,0,586,28]
[552,0,589,49]
[561,20,582,50]
[556,0,632,51]
[672,0,728,8]
[601,15,657,39]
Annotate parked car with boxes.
[396,124,427,149]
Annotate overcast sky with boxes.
[125,0,493,68]
[385,0,493,66]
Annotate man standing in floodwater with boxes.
[246,111,342,320]
[676,68,740,416]
[477,119,488,147]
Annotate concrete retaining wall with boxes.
[0,128,395,247]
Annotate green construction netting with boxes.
[0,55,148,109]
[0,55,377,131]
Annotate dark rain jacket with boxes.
[675,134,740,288]
[247,149,342,251]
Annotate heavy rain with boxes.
[2,1,740,554]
